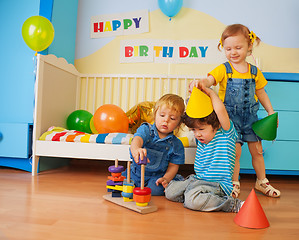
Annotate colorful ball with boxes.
[66,110,93,133]
[93,104,129,134]
[89,116,99,134]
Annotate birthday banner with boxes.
[120,39,226,64]
[91,10,149,38]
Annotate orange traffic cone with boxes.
[234,189,270,229]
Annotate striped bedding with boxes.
[39,126,196,147]
[39,127,133,145]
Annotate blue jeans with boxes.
[134,173,184,196]
[165,175,242,212]
[123,169,184,196]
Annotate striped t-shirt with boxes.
[194,120,237,196]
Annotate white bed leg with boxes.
[32,155,40,176]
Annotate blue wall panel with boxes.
[48,0,78,64]
[0,0,39,123]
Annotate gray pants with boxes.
[165,175,242,212]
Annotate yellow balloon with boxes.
[22,16,55,52]
[90,116,99,134]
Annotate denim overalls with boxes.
[223,62,261,144]
[127,123,184,196]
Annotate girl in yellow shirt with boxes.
[190,24,280,198]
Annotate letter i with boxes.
[134,46,139,57]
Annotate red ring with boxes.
[133,187,151,195]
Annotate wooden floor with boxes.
[0,160,299,240]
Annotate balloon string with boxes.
[251,54,259,68]
[256,139,275,155]
[32,55,37,128]
[256,140,264,155]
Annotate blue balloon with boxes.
[158,0,183,18]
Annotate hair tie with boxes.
[249,31,257,44]
[219,39,223,48]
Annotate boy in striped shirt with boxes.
[165,86,244,212]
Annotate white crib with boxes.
[32,54,198,176]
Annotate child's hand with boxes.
[189,76,215,93]
[189,79,206,93]
[200,85,214,97]
[156,177,169,188]
[268,112,279,128]
[131,148,148,164]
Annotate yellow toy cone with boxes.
[252,112,278,141]
[186,87,213,118]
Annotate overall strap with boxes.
[223,62,232,74]
[144,122,155,138]
[223,62,233,79]
[223,62,258,80]
[249,64,257,80]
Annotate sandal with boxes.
[232,181,240,198]
[255,178,281,198]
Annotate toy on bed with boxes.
[67,109,93,134]
[43,103,133,145]
[103,159,158,214]
[94,104,129,134]
[67,104,129,134]
[126,101,155,133]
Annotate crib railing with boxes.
[78,74,203,114]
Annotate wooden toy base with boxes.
[103,194,158,214]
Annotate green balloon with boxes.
[22,16,55,52]
[67,110,93,134]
